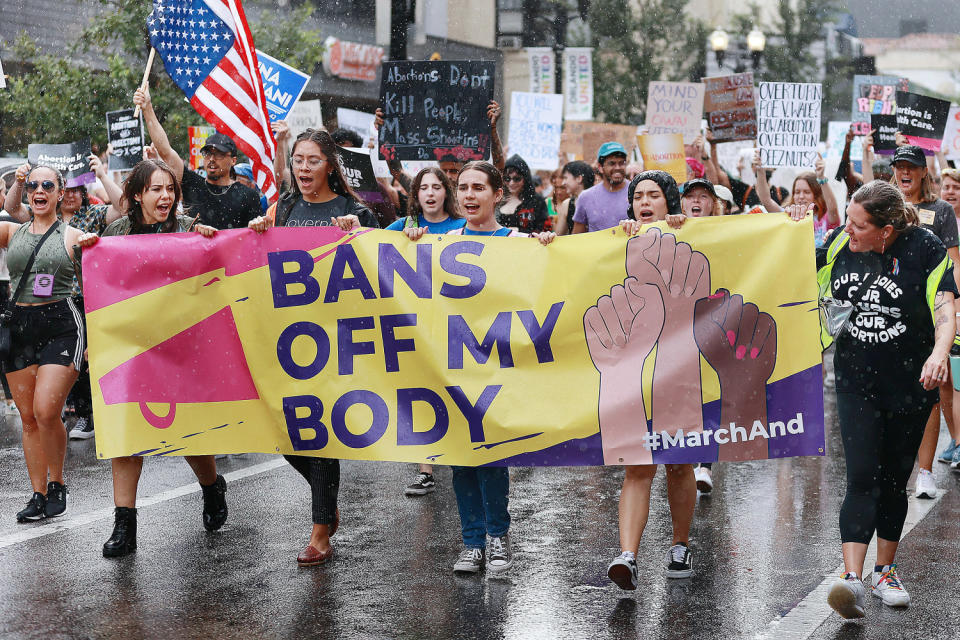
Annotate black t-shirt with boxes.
[497,196,548,233]
[916,199,959,249]
[285,195,379,228]
[181,169,261,230]
[817,226,958,411]
[728,177,787,209]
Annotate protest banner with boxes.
[256,50,310,123]
[85,215,824,466]
[106,109,144,172]
[637,134,687,184]
[850,75,909,136]
[645,81,705,142]
[702,72,756,142]
[825,121,863,164]
[945,107,960,162]
[896,91,951,153]
[28,140,94,188]
[870,114,898,155]
[287,99,323,140]
[526,47,555,94]
[378,60,495,162]
[563,47,593,121]
[187,125,217,171]
[559,121,638,161]
[757,82,822,169]
[337,107,375,142]
[337,146,384,203]
[507,91,564,171]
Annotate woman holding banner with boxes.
[75,160,226,557]
[753,152,840,247]
[813,181,956,617]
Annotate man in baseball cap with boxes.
[572,141,631,233]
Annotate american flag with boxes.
[148,0,278,201]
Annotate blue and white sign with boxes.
[256,50,311,123]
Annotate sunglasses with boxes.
[25,180,57,193]
[504,175,523,183]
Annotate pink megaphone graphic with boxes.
[99,306,260,429]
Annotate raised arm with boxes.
[133,85,185,180]
[3,164,30,221]
[862,129,875,183]
[88,155,124,223]
[374,108,412,192]
[271,119,291,189]
[815,154,840,225]
[752,150,782,213]
[705,130,729,188]
[488,100,505,171]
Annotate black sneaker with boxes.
[201,475,228,531]
[16,492,47,522]
[404,472,436,496]
[45,482,68,518]
[69,416,95,440]
[665,543,693,579]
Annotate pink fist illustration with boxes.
[584,278,665,375]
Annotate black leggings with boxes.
[837,392,931,544]
[283,455,339,526]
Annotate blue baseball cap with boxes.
[233,163,254,181]
[597,141,628,162]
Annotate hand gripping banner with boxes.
[84,215,825,465]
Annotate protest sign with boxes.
[287,100,323,140]
[559,121,638,161]
[563,48,593,121]
[870,114,898,155]
[896,91,951,153]
[944,107,960,161]
[85,215,824,466]
[645,81,705,142]
[28,140,94,188]
[337,146,383,203]
[713,140,754,181]
[187,126,217,171]
[106,109,144,172]
[703,72,757,142]
[256,50,311,123]
[637,134,687,184]
[757,82,822,169]
[507,92,563,171]
[378,60,495,162]
[337,107,376,143]
[526,47,555,94]
[850,75,909,136]
[825,121,863,164]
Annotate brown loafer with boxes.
[297,544,333,567]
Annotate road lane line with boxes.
[759,490,944,640]
[0,458,286,551]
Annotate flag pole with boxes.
[133,48,156,118]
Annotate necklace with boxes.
[205,181,232,196]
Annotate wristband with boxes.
[817,178,827,185]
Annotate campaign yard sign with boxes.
[256,50,310,123]
[645,81,705,142]
[379,60,495,162]
[870,114,899,156]
[507,91,564,171]
[337,146,383,203]
[757,82,822,169]
[850,75,909,136]
[896,91,951,153]
[28,140,94,188]
[106,109,144,172]
[703,73,756,143]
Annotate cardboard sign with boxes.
[645,81,705,142]
[713,140,754,178]
[637,133,686,184]
[563,47,593,121]
[378,60,495,162]
[187,125,217,171]
[896,91,951,153]
[28,140,94,188]
[757,82,822,169]
[287,100,323,140]
[527,47,555,94]
[256,50,310,123]
[870,114,898,156]
[850,75,909,136]
[702,73,757,142]
[825,121,863,164]
[337,146,383,203]
[507,91,564,171]
[106,109,144,172]
[559,121,638,162]
[336,107,375,143]
[944,107,960,161]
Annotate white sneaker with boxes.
[695,466,713,494]
[872,564,910,607]
[914,468,937,499]
[827,573,866,619]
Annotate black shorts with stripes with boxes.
[4,298,85,372]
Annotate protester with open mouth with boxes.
[495,154,548,233]
[754,151,840,247]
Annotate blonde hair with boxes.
[941,167,960,185]
[891,166,938,203]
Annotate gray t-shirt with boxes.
[917,199,959,249]
[286,196,350,227]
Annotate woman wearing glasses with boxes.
[0,166,86,522]
[495,155,548,233]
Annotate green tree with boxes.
[587,0,707,125]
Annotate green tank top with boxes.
[7,221,77,304]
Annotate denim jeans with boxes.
[451,466,510,549]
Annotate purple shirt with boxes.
[572,182,630,231]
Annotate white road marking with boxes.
[759,491,944,639]
[0,458,286,551]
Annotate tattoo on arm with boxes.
[935,292,953,328]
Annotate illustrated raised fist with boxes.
[694,289,777,386]
[625,227,710,312]
[584,278,664,376]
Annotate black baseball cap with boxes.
[681,178,717,197]
[892,145,926,168]
[201,132,238,156]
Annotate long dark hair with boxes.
[123,160,182,234]
[290,129,364,205]
[562,161,596,193]
[407,167,460,220]
[503,163,538,206]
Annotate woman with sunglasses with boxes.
[496,155,548,233]
[0,166,87,522]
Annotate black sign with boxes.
[870,114,899,156]
[27,140,94,188]
[106,109,144,171]
[337,146,383,203]
[378,60,495,162]
[895,91,951,153]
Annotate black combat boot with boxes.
[103,507,137,558]
[201,475,228,531]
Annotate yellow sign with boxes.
[637,133,687,184]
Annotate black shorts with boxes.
[4,298,85,372]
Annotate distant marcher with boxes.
[572,142,630,233]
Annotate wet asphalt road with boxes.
[2,379,960,639]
